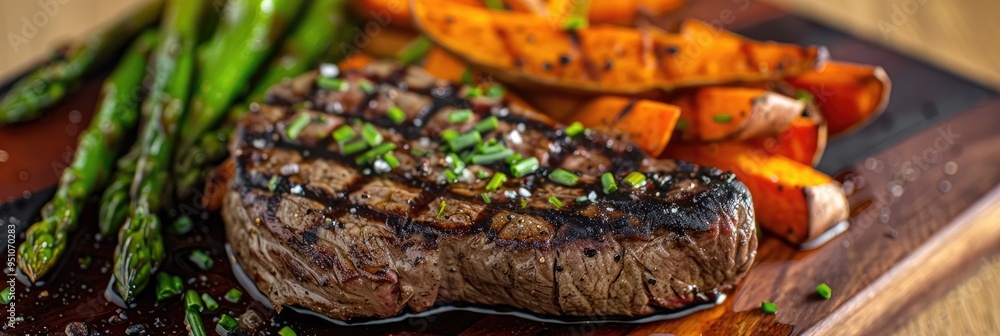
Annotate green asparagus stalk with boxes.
[98,147,139,238]
[0,1,163,126]
[176,0,351,196]
[16,30,158,282]
[112,0,207,303]
[173,0,306,164]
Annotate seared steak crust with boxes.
[222,61,757,320]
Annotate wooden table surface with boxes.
[2,1,999,335]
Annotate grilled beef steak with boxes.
[221,61,757,321]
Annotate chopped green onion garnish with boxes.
[383,152,400,169]
[761,302,777,314]
[562,15,588,30]
[285,114,312,140]
[713,114,732,123]
[449,109,473,123]
[506,153,523,165]
[474,116,499,133]
[397,36,433,65]
[341,139,369,155]
[548,196,564,208]
[361,123,383,146]
[218,314,239,332]
[486,85,505,98]
[268,176,280,192]
[548,168,579,186]
[576,195,590,203]
[511,157,540,177]
[437,200,447,219]
[440,129,460,141]
[623,172,647,188]
[466,87,483,98]
[477,170,490,179]
[332,125,356,143]
[601,172,618,194]
[486,172,508,191]
[471,149,514,165]
[185,308,208,336]
[477,141,506,154]
[520,198,528,208]
[317,77,350,91]
[675,119,689,131]
[387,106,406,124]
[358,80,375,94]
[171,215,193,235]
[444,169,459,183]
[224,288,243,303]
[795,89,814,104]
[565,122,585,137]
[816,283,832,299]
[356,143,397,165]
[185,289,204,312]
[447,131,482,152]
[188,249,214,271]
[79,255,92,269]
[447,153,465,171]
[278,326,298,336]
[0,287,13,305]
[484,0,504,9]
[461,68,473,85]
[155,273,183,301]
[481,193,492,204]
[201,293,219,312]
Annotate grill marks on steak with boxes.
[222,61,757,320]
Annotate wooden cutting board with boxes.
[2,2,999,335]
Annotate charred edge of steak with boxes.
[222,61,758,319]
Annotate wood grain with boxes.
[810,184,1000,335]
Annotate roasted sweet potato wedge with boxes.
[423,46,468,83]
[338,53,376,71]
[359,26,420,58]
[546,0,685,25]
[513,91,582,122]
[355,0,684,29]
[664,143,848,244]
[354,0,484,28]
[670,87,803,142]
[786,61,890,137]
[746,107,827,166]
[573,97,680,156]
[412,0,828,94]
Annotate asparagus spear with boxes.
[176,0,351,196]
[173,0,306,166]
[112,0,207,303]
[98,148,139,238]
[0,1,164,126]
[16,30,158,282]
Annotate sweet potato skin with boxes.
[573,97,680,156]
[746,112,828,166]
[663,143,848,244]
[786,61,890,137]
[411,0,827,94]
[671,87,803,142]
